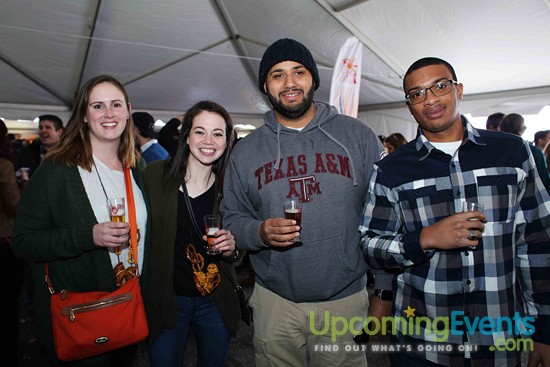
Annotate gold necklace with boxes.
[186,245,220,296]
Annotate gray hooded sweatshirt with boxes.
[221,102,384,302]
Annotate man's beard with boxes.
[267,88,314,120]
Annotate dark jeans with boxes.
[148,295,231,367]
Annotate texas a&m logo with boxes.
[255,153,352,202]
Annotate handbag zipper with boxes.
[60,292,132,322]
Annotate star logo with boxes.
[404,306,416,318]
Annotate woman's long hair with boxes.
[46,75,138,171]
[168,100,235,192]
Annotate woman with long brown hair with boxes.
[142,100,241,367]
[13,75,149,366]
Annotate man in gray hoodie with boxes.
[221,38,386,366]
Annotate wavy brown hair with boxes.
[45,75,137,171]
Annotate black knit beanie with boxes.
[258,38,320,94]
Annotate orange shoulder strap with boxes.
[124,168,139,271]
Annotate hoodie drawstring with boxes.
[319,125,359,186]
[273,123,282,170]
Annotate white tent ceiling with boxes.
[1,0,550,139]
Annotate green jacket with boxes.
[141,160,241,344]
[12,160,150,365]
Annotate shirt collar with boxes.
[140,139,158,152]
[415,115,487,160]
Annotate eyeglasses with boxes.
[405,79,457,105]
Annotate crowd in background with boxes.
[8,115,550,178]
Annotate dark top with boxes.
[16,139,45,176]
[142,160,241,344]
[529,144,550,193]
[157,118,181,157]
[174,185,215,296]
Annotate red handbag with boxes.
[45,168,148,361]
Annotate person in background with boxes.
[534,130,550,151]
[499,113,550,191]
[383,132,408,154]
[8,132,26,167]
[132,112,169,164]
[360,56,550,367]
[142,100,241,367]
[0,118,28,366]
[17,114,64,176]
[485,111,504,131]
[13,74,149,367]
[158,114,186,157]
[221,38,387,366]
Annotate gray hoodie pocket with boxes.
[282,234,358,301]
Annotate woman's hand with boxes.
[202,229,236,257]
[93,222,130,248]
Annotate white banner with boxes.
[329,37,362,118]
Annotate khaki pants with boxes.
[249,284,369,367]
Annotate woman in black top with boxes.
[142,100,241,367]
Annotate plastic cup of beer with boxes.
[462,202,484,214]
[107,197,126,222]
[462,201,484,249]
[203,214,222,255]
[283,199,302,242]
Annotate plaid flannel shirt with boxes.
[360,117,550,367]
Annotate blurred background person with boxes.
[17,114,64,176]
[8,132,26,167]
[0,118,27,366]
[485,111,504,131]
[499,113,550,191]
[158,114,186,157]
[534,129,550,179]
[534,129,550,151]
[132,112,169,164]
[383,132,408,154]
[13,75,148,366]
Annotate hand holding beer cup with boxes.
[92,198,129,248]
[284,199,302,242]
[203,214,222,255]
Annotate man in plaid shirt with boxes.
[360,57,550,367]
